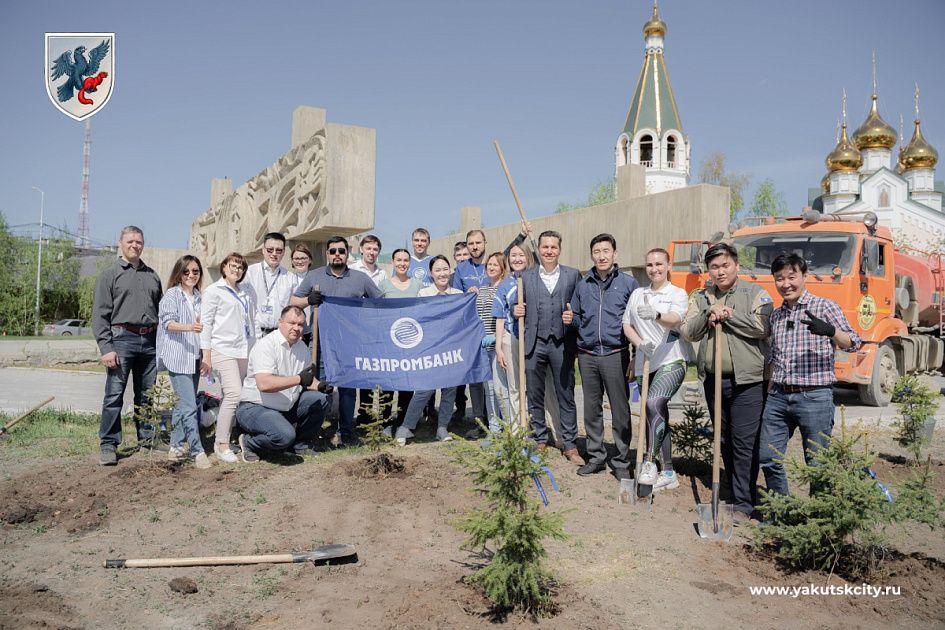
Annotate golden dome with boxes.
[852,95,897,150]
[899,120,939,170]
[826,124,863,172]
[643,2,666,38]
[821,173,830,193]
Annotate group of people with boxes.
[92,223,859,523]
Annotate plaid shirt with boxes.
[769,290,861,386]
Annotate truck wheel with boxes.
[858,345,898,407]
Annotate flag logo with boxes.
[390,317,423,349]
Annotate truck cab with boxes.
[669,211,944,406]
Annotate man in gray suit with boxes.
[513,230,584,465]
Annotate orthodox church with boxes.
[815,73,942,249]
[615,2,689,195]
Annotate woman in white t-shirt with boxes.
[622,248,692,492]
[199,252,256,463]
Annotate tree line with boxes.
[0,213,105,336]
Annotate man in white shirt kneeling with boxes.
[235,305,333,463]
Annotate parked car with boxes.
[43,319,92,336]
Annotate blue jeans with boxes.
[168,369,202,454]
[99,327,157,447]
[400,387,457,433]
[236,390,330,455]
[314,342,355,440]
[482,348,503,432]
[759,385,835,496]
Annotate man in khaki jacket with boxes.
[682,242,773,524]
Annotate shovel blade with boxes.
[696,502,734,541]
[300,544,358,563]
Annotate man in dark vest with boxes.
[513,230,584,465]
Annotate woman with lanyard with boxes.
[158,255,211,469]
[200,252,255,463]
[467,252,507,438]
[621,247,692,492]
[290,243,314,346]
[390,255,462,445]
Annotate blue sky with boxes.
[2,0,943,252]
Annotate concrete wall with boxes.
[428,181,730,282]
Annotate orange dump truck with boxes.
[668,211,945,406]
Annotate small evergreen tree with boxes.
[452,421,568,617]
[892,374,939,464]
[135,375,178,462]
[756,426,945,577]
[671,405,712,470]
[357,386,404,477]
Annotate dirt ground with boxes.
[2,418,945,630]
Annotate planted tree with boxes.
[756,425,945,577]
[892,374,939,464]
[135,375,178,463]
[357,385,403,477]
[671,404,712,473]
[452,421,568,617]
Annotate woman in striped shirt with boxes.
[158,255,211,469]
[473,252,507,435]
[200,252,255,463]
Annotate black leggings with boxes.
[635,360,686,471]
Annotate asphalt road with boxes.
[2,367,942,428]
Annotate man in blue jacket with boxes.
[514,230,584,464]
[570,234,639,478]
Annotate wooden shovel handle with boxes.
[516,276,527,428]
[712,327,723,487]
[0,396,54,435]
[635,357,650,469]
[105,553,299,568]
[494,141,540,255]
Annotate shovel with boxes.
[626,356,652,505]
[697,326,734,541]
[104,543,357,568]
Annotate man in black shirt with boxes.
[92,226,163,465]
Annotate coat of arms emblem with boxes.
[45,33,115,121]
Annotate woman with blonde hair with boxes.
[200,252,255,463]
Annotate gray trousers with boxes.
[526,336,577,449]
[578,350,631,471]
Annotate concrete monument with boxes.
[190,106,376,268]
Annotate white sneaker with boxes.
[167,446,186,462]
[215,445,238,463]
[653,470,679,492]
[638,461,658,486]
[194,452,212,469]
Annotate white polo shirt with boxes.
[622,281,692,372]
[240,329,311,411]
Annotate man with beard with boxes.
[291,236,382,445]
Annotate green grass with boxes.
[685,363,698,382]
[0,408,134,459]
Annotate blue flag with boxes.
[318,294,492,390]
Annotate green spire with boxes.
[622,7,684,138]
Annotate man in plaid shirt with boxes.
[759,253,861,496]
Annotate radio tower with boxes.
[76,120,91,248]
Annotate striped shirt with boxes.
[157,286,202,374]
[769,290,862,387]
[476,285,498,338]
